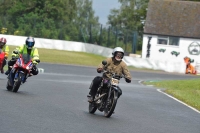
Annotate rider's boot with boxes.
[87,93,94,103]
[1,68,4,74]
[87,84,94,102]
[28,73,33,77]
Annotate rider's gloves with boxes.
[125,78,131,83]
[97,68,103,73]
[13,50,19,54]
[11,52,19,60]
[32,57,40,65]
[32,60,38,65]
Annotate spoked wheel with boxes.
[104,91,118,118]
[89,102,97,114]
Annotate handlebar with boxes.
[100,60,128,80]
[101,69,125,79]
[34,59,40,63]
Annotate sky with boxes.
[92,0,121,25]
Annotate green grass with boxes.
[39,48,106,66]
[136,50,142,55]
[144,79,200,111]
[7,45,156,71]
[8,45,106,67]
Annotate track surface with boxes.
[0,63,199,133]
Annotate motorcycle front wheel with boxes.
[104,91,118,118]
[12,73,23,92]
[6,80,12,91]
[89,102,97,114]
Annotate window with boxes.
[169,37,179,46]
[157,36,179,46]
[158,36,168,45]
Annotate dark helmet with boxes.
[26,36,35,49]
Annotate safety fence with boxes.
[0,34,186,74]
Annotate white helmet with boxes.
[112,47,124,58]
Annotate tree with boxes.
[0,0,77,39]
[107,0,149,51]
[75,0,100,43]
[0,0,101,42]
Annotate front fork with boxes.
[106,86,120,105]
[8,68,27,86]
[8,68,16,86]
[18,71,27,83]
[106,87,113,106]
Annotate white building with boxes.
[142,0,200,65]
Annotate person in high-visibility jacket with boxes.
[5,36,40,75]
[0,37,9,73]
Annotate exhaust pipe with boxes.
[94,93,106,102]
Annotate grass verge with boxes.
[7,45,106,67]
[7,45,163,72]
[143,79,200,111]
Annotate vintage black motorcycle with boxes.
[89,60,124,118]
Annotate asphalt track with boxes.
[0,63,199,133]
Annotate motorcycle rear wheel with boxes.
[104,91,118,118]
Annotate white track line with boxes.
[138,80,200,114]
[138,80,143,85]
[157,89,200,114]
[139,80,152,86]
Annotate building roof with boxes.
[144,0,200,38]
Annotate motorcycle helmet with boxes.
[0,37,7,48]
[112,47,124,61]
[26,36,35,49]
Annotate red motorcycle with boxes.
[6,53,40,92]
[0,50,5,73]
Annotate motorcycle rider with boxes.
[0,37,9,73]
[5,36,40,76]
[87,47,132,102]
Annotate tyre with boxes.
[12,73,23,92]
[89,102,97,114]
[104,91,118,118]
[6,80,12,91]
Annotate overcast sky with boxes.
[92,0,120,25]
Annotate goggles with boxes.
[27,42,34,47]
[116,52,123,58]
